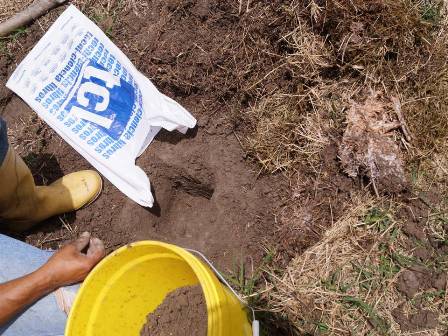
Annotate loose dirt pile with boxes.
[140,286,207,336]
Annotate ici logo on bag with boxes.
[66,61,135,140]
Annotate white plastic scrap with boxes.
[7,5,196,207]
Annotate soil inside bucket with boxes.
[140,285,207,336]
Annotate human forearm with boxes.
[0,232,105,327]
[0,267,56,325]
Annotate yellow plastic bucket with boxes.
[65,241,252,336]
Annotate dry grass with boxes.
[242,15,336,173]
[243,0,448,174]
[263,193,447,335]
[0,1,33,21]
[245,92,329,173]
[312,0,448,153]
[7,114,47,157]
[0,0,146,35]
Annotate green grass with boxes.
[0,27,28,41]
[341,296,390,335]
[224,249,282,336]
[362,207,392,233]
[316,322,329,332]
[0,41,6,55]
[226,249,275,298]
[391,251,416,268]
[378,254,400,278]
[226,258,258,298]
[418,289,446,302]
[0,27,28,58]
[322,268,350,292]
[421,1,443,23]
[316,207,405,334]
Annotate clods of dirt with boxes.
[397,196,431,241]
[140,285,207,336]
[392,305,439,332]
[396,266,446,298]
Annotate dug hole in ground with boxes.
[1,0,448,335]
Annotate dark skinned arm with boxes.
[0,232,105,326]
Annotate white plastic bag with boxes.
[6,5,196,207]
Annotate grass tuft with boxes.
[244,92,331,173]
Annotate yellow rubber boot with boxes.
[0,147,102,231]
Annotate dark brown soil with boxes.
[396,196,448,280]
[396,266,445,298]
[392,195,447,331]
[0,1,292,271]
[140,285,207,336]
[392,305,439,332]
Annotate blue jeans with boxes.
[0,234,79,336]
[0,118,7,165]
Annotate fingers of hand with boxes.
[87,237,106,264]
[73,231,91,251]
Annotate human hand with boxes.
[40,232,106,288]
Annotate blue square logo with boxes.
[66,61,135,140]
